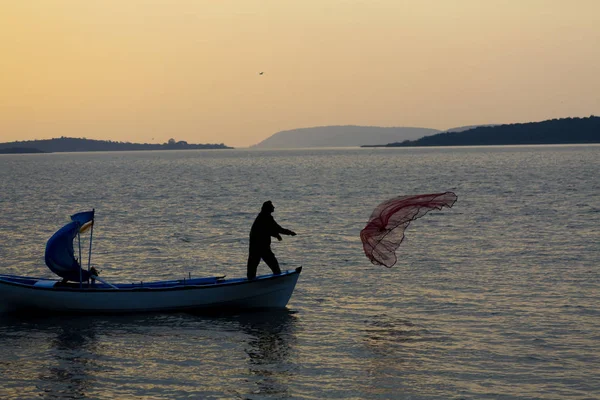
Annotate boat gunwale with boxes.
[0,267,302,293]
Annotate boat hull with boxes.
[0,267,301,314]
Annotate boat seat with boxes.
[34,280,58,288]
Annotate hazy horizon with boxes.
[2,1,599,147]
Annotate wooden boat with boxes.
[0,269,302,314]
[0,210,301,314]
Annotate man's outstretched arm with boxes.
[280,227,296,236]
[272,219,296,237]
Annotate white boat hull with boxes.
[0,268,301,314]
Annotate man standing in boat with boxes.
[247,201,296,280]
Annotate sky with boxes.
[1,1,599,148]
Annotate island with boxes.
[0,147,47,154]
[367,116,600,147]
[0,137,233,153]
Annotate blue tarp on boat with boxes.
[44,211,94,282]
[71,210,95,227]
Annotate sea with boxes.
[0,145,598,399]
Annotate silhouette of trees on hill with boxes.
[383,116,600,147]
[0,147,47,154]
[0,137,233,153]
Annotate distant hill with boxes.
[0,137,233,153]
[251,126,440,148]
[378,116,600,147]
[442,124,497,133]
[0,147,47,154]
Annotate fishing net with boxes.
[360,192,457,267]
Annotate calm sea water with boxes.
[0,145,598,399]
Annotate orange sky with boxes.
[1,1,599,147]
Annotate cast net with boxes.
[360,192,458,267]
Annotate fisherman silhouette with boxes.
[247,201,296,280]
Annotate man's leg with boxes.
[262,249,282,275]
[247,250,261,280]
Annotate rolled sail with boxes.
[71,210,95,232]
[44,210,94,282]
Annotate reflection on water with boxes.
[0,315,108,399]
[0,315,96,399]
[235,310,298,399]
[0,310,300,399]
[39,317,99,399]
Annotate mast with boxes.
[87,209,95,283]
[77,230,82,288]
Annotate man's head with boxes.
[261,200,275,213]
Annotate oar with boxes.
[91,275,119,289]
